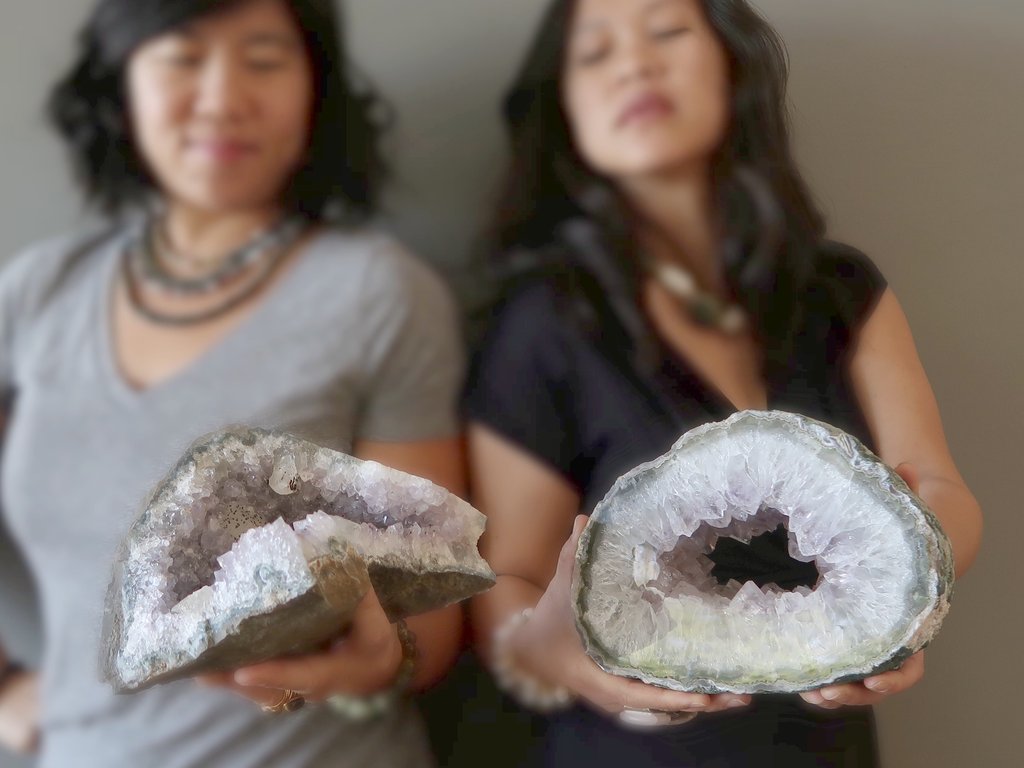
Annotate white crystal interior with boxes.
[583,417,935,687]
[115,432,486,685]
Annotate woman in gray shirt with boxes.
[0,1,465,766]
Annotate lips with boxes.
[616,92,675,128]
[186,138,257,163]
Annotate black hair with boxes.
[48,0,388,223]
[490,0,827,379]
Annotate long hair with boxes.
[490,0,826,379]
[48,0,389,224]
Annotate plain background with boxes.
[1,1,1020,766]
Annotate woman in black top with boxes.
[464,0,983,766]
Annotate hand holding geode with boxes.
[102,428,495,693]
[571,411,954,694]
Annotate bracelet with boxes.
[0,660,25,695]
[490,608,575,712]
[325,619,417,721]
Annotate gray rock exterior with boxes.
[103,428,495,693]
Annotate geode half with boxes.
[103,427,495,693]
[572,411,954,694]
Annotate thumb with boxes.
[555,515,589,577]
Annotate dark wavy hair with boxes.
[48,0,388,223]
[491,0,826,379]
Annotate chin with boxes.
[177,184,280,215]
[606,140,718,181]
[604,155,699,181]
[586,129,712,180]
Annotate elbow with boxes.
[408,603,465,693]
[952,498,984,578]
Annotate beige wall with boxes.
[1,1,1020,766]
[763,2,1023,765]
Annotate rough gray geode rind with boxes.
[572,410,954,694]
[103,427,495,693]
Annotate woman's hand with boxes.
[799,651,925,709]
[0,669,40,754]
[198,587,403,707]
[200,435,467,710]
[510,516,750,719]
[800,462,928,710]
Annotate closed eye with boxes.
[247,59,287,72]
[651,25,690,40]
[163,54,202,68]
[576,47,611,66]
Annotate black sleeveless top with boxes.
[462,241,886,768]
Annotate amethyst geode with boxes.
[572,411,954,694]
[103,428,494,693]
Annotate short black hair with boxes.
[48,0,388,223]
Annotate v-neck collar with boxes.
[657,346,771,417]
[94,227,322,406]
[555,218,772,420]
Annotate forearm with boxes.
[0,644,38,756]
[848,291,983,577]
[918,474,982,577]
[405,604,462,692]
[470,574,544,664]
[350,437,468,690]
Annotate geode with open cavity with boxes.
[572,411,954,694]
[103,427,495,693]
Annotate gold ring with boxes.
[261,689,306,714]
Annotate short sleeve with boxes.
[463,286,583,486]
[817,241,887,325]
[0,229,115,400]
[0,234,82,398]
[0,258,21,394]
[806,242,889,363]
[355,241,465,442]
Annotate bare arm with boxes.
[468,425,578,663]
[352,436,466,692]
[469,424,748,716]
[802,288,983,709]
[848,289,983,575]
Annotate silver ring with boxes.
[617,707,699,729]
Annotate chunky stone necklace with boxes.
[129,214,307,297]
[648,259,747,335]
[123,215,309,327]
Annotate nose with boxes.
[193,55,249,121]
[613,36,665,86]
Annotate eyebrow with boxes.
[645,0,686,13]
[572,0,687,35]
[168,25,301,48]
[242,32,303,49]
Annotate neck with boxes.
[619,165,723,292]
[160,202,283,266]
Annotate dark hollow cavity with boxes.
[708,524,820,591]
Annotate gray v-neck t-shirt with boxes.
[0,225,464,768]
